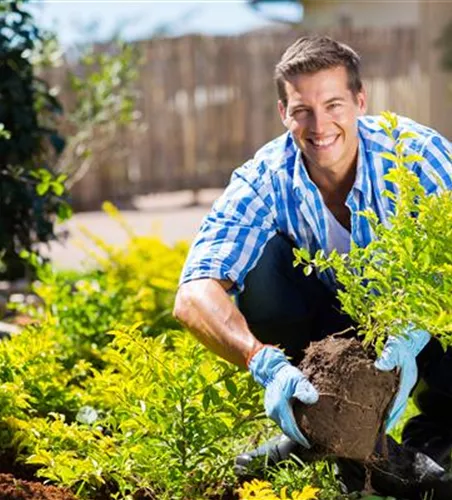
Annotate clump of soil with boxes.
[293,336,398,461]
[0,473,76,500]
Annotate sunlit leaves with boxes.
[294,112,452,351]
[12,326,264,499]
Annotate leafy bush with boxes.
[0,1,141,278]
[0,322,89,457]
[0,1,70,279]
[0,324,84,419]
[10,326,266,499]
[16,202,188,365]
[59,43,142,190]
[2,209,271,498]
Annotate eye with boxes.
[291,108,309,119]
[327,102,342,111]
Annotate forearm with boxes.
[173,278,263,368]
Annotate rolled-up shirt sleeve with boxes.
[179,161,277,292]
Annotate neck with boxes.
[304,150,358,204]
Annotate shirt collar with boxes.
[350,133,372,205]
[292,140,320,206]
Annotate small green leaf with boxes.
[56,174,68,183]
[36,182,49,196]
[37,168,52,181]
[225,379,237,397]
[380,152,398,162]
[202,391,210,411]
[57,203,73,221]
[399,131,418,140]
[378,121,393,139]
[51,181,65,196]
[404,238,414,256]
[382,189,397,201]
[209,387,221,406]
[395,142,404,156]
[293,247,310,263]
[403,154,424,164]
[0,123,11,140]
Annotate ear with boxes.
[356,87,367,115]
[278,100,289,128]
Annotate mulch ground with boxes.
[0,474,76,500]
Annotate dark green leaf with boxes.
[202,391,210,411]
[225,378,237,397]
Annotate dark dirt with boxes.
[293,336,398,461]
[0,474,76,500]
[0,451,76,500]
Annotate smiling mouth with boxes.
[307,135,339,150]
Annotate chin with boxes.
[308,154,342,170]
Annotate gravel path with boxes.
[41,189,222,270]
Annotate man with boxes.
[173,35,452,495]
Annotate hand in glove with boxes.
[248,345,318,448]
[375,328,430,431]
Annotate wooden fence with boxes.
[57,26,427,210]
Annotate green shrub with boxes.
[0,1,70,279]
[294,112,452,353]
[4,210,271,499]
[16,203,188,365]
[11,326,266,499]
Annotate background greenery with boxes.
[0,0,139,280]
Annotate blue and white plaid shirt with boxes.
[180,115,452,292]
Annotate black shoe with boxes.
[337,435,452,500]
[402,414,452,472]
[234,435,311,478]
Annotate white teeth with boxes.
[311,137,336,147]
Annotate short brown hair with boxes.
[275,35,363,107]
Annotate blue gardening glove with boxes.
[375,328,430,431]
[248,345,319,448]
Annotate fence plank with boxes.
[53,27,427,210]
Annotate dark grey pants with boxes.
[237,233,356,365]
[237,233,452,466]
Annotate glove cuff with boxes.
[248,345,289,388]
[246,344,268,368]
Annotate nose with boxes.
[309,109,329,135]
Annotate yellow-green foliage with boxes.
[0,325,85,420]
[5,204,268,500]
[237,479,320,500]
[4,207,273,498]
[0,207,265,499]
[294,112,452,353]
[77,201,189,325]
[17,203,189,365]
[10,326,266,499]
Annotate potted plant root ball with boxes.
[293,336,397,460]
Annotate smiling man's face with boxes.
[278,65,367,177]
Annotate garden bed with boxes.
[0,474,75,500]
